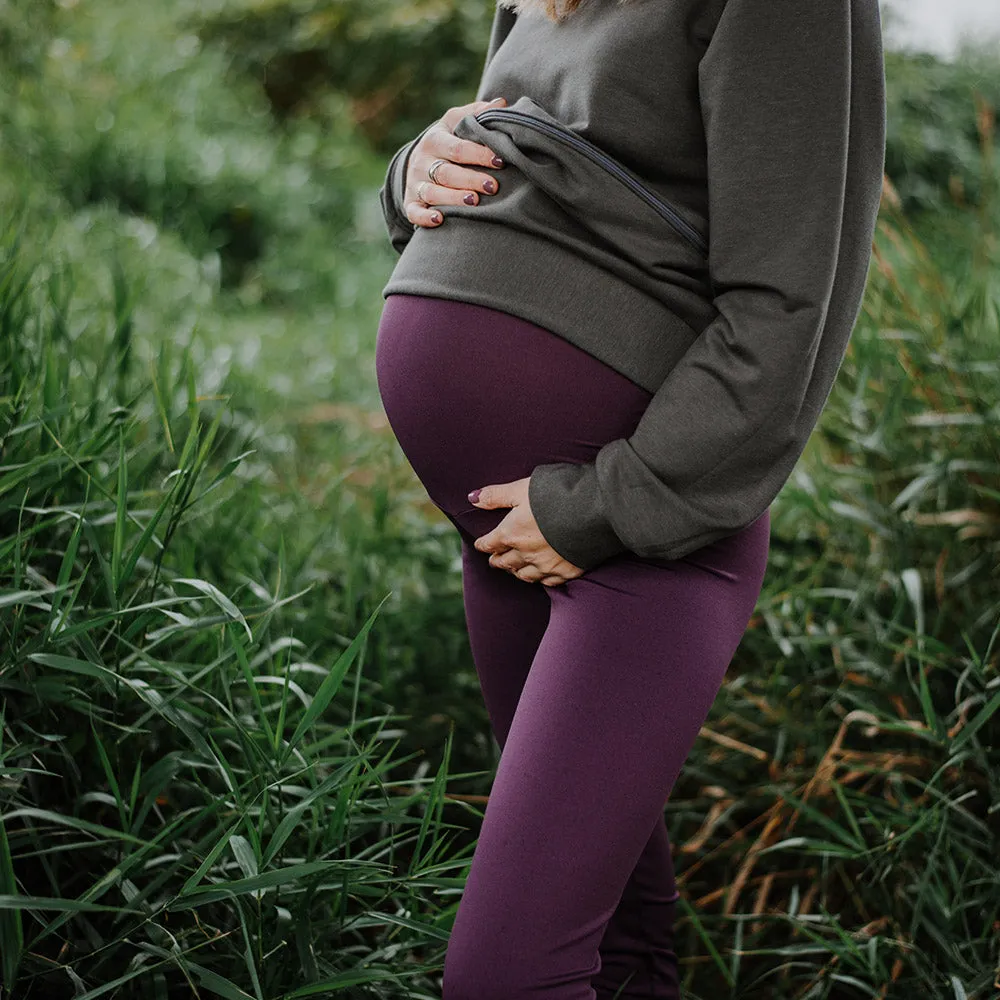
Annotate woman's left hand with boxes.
[469,476,584,587]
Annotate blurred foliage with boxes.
[884,45,1000,212]
[0,0,369,294]
[196,0,496,149]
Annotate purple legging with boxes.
[374,293,771,1000]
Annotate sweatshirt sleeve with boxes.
[377,6,518,255]
[527,0,886,572]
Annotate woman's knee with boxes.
[443,933,562,1000]
[442,961,527,1000]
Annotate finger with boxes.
[474,529,509,555]
[424,120,506,171]
[405,132,500,216]
[409,177,487,209]
[404,200,444,228]
[413,160,498,202]
[540,574,568,587]
[471,485,515,510]
[488,550,526,572]
[440,97,508,134]
[515,565,546,584]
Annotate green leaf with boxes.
[676,894,734,987]
[28,653,116,696]
[180,819,243,896]
[48,506,85,636]
[950,688,1000,752]
[112,424,127,596]
[171,861,342,909]
[285,596,389,757]
[0,819,23,991]
[0,895,139,913]
[229,834,258,880]
[174,577,251,640]
[280,969,407,998]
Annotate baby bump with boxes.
[375,293,655,520]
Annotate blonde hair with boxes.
[494,0,585,22]
[495,0,636,22]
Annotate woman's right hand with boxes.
[403,97,509,229]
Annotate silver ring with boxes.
[427,158,447,184]
[416,180,431,204]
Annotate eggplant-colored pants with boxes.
[374,293,771,1000]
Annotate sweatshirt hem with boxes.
[380,217,705,396]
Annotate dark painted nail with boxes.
[484,178,497,194]
[463,192,476,205]
[432,212,442,223]
[468,489,481,504]
[491,155,504,167]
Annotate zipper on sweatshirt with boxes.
[475,107,709,258]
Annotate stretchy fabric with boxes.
[377,0,886,572]
[375,293,771,1000]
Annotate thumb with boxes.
[468,483,514,509]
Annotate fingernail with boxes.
[489,96,505,104]
[491,155,504,168]
[468,489,481,504]
[483,178,497,194]
[431,211,442,223]
[463,192,476,205]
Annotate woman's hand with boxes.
[469,476,585,587]
[403,97,508,229]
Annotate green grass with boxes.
[0,209,493,999]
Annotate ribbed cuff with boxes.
[528,461,628,572]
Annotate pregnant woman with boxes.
[375,0,886,997]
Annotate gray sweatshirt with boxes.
[377,0,887,572]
